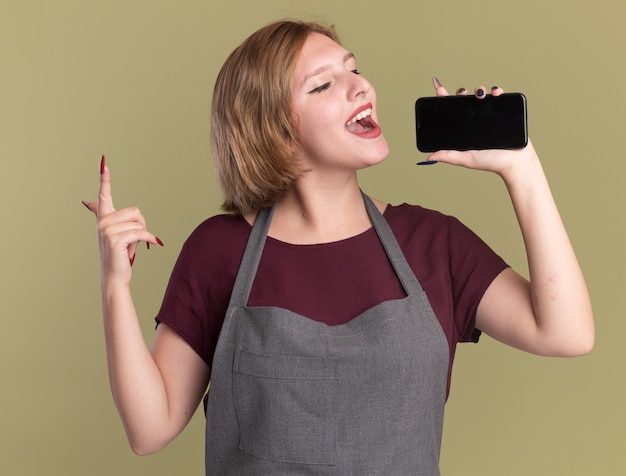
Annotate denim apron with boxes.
[205,194,449,475]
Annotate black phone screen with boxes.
[415,93,528,152]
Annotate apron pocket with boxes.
[233,348,338,466]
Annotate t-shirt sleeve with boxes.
[155,239,211,365]
[445,215,509,342]
[386,204,509,346]
[154,216,246,368]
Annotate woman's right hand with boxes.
[82,156,209,455]
[82,155,162,285]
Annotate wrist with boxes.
[498,143,544,189]
[101,273,132,300]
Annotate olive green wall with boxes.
[1,0,622,474]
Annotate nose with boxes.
[348,72,371,100]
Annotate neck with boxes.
[267,174,386,245]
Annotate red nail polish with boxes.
[81,200,91,211]
[155,236,164,247]
[100,154,105,174]
[130,254,136,267]
[146,241,151,250]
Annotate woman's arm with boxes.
[84,157,210,454]
[431,137,594,356]
[479,144,594,355]
[426,81,594,356]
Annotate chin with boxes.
[366,139,390,166]
[359,151,389,170]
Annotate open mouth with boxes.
[346,107,377,133]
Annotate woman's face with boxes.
[290,33,389,173]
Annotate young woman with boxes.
[83,19,594,475]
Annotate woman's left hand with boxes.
[427,77,538,177]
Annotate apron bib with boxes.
[205,194,449,475]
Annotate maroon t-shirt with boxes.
[155,203,509,396]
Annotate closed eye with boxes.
[308,82,331,94]
[307,69,360,94]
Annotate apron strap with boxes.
[227,205,275,309]
[361,192,424,297]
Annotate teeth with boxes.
[346,108,372,126]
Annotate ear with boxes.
[288,136,301,157]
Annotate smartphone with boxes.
[415,92,528,152]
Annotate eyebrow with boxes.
[302,52,356,85]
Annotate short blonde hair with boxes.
[211,20,339,215]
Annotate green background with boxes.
[1,0,622,474]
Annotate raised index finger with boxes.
[97,155,116,216]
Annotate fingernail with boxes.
[146,241,150,250]
[491,85,498,91]
[81,200,91,211]
[476,88,485,97]
[130,254,136,267]
[416,160,438,165]
[155,236,164,247]
[456,87,466,94]
[432,76,443,89]
[100,154,106,174]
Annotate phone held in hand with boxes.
[415,92,528,153]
